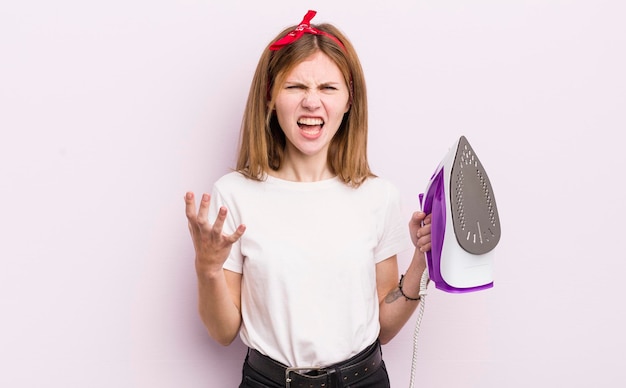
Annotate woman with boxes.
[185,10,432,388]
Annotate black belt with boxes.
[246,341,383,388]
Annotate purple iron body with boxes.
[420,136,501,293]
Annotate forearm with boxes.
[196,269,242,346]
[378,249,427,344]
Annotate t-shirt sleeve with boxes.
[373,182,413,263]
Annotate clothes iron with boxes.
[409,136,501,388]
[419,136,501,293]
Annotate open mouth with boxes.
[297,117,324,128]
[297,117,324,138]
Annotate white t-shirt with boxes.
[209,172,411,367]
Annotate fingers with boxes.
[210,206,228,237]
[410,212,432,228]
[413,221,431,252]
[413,240,430,253]
[416,222,431,237]
[410,211,432,252]
[409,212,426,239]
[226,224,247,244]
[410,211,426,225]
[184,191,245,241]
[184,192,198,221]
[186,192,218,230]
[215,210,247,243]
[196,193,212,227]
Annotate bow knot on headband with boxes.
[269,10,346,51]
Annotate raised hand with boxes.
[184,192,246,276]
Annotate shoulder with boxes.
[214,171,260,190]
[214,171,247,186]
[359,176,400,196]
[349,177,403,209]
[211,171,264,200]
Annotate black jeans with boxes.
[238,345,391,388]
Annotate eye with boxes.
[320,83,343,92]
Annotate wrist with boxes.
[195,261,224,282]
[398,261,429,300]
[398,274,420,301]
[412,247,427,266]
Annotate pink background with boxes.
[1,1,624,386]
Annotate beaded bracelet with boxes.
[398,274,420,301]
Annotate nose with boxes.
[301,90,321,110]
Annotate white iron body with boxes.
[420,136,500,293]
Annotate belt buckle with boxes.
[285,366,321,388]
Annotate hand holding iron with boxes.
[184,192,246,276]
[410,211,432,253]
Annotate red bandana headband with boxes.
[269,10,346,51]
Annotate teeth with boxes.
[297,118,324,126]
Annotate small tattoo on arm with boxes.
[385,288,403,304]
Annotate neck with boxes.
[273,154,334,182]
